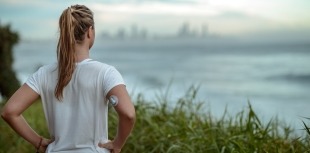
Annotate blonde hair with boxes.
[55,5,94,100]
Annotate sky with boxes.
[0,0,310,40]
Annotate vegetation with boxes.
[0,23,20,99]
[0,86,309,153]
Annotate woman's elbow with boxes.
[1,107,16,121]
[123,110,136,124]
[129,111,136,123]
[1,109,10,120]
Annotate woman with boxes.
[1,4,135,153]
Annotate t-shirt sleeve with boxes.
[25,67,42,95]
[103,66,125,98]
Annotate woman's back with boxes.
[27,59,124,152]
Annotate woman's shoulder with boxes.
[31,63,58,77]
[39,63,58,71]
[86,60,115,70]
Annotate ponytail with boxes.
[55,5,94,100]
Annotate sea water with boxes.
[12,38,310,133]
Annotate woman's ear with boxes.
[88,26,95,49]
[87,26,94,39]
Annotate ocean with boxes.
[12,37,310,132]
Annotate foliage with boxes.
[0,87,309,153]
[117,86,310,153]
[0,23,20,99]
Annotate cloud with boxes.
[90,2,218,16]
[89,2,282,36]
[87,1,219,35]
[0,0,309,39]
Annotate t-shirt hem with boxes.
[25,82,40,95]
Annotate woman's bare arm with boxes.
[99,84,136,152]
[1,84,51,151]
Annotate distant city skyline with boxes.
[0,0,310,40]
[101,22,212,40]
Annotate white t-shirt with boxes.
[26,59,125,153]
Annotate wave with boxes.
[267,73,310,83]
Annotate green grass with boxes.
[1,86,310,153]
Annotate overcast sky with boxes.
[0,0,309,40]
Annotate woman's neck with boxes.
[75,43,90,62]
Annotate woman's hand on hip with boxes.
[38,138,54,152]
[98,140,122,153]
